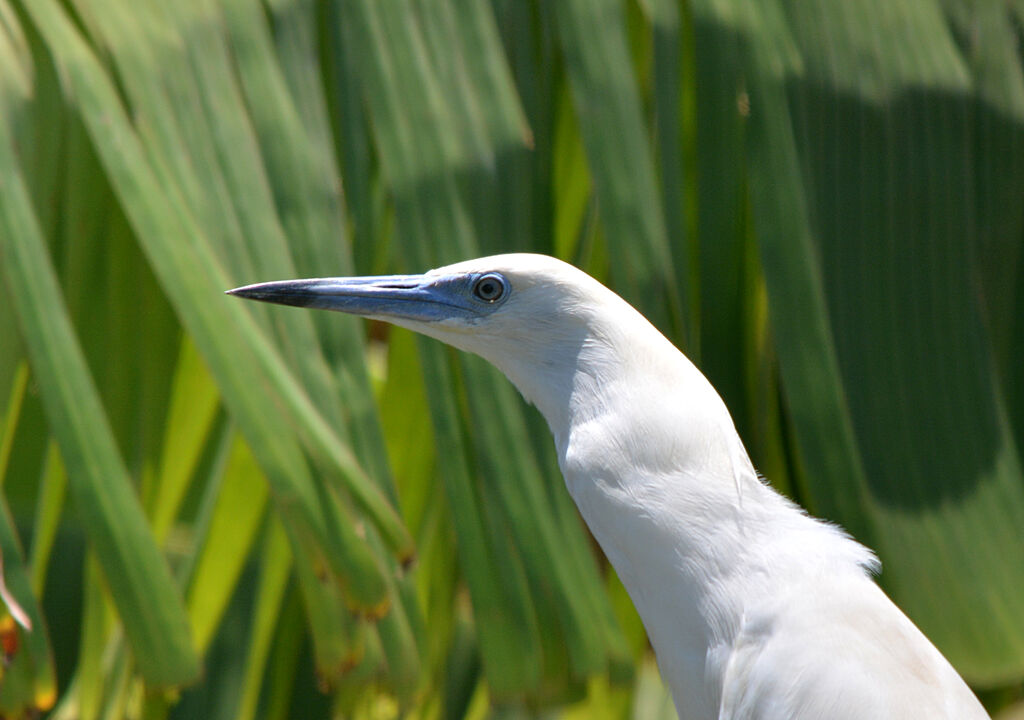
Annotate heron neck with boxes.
[479,302,876,714]
[523,322,773,711]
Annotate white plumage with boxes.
[230,253,989,720]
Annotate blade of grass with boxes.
[648,0,698,352]
[342,0,547,696]
[150,336,220,543]
[460,356,606,681]
[419,340,543,698]
[551,87,592,261]
[259,588,307,720]
[81,0,392,520]
[213,0,380,469]
[0,363,28,487]
[58,0,407,599]
[289,522,365,684]
[552,0,682,339]
[264,0,396,485]
[54,556,111,720]
[373,574,422,704]
[234,517,292,720]
[186,433,268,655]
[691,10,750,426]
[29,441,66,597]
[0,97,199,688]
[0,495,56,714]
[727,0,1024,682]
[21,0,412,566]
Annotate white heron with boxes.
[229,253,989,720]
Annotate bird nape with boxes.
[228,253,989,720]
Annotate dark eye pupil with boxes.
[475,275,504,301]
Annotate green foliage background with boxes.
[1,0,1023,717]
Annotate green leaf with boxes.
[21,0,411,570]
[186,432,268,654]
[29,441,66,597]
[0,494,56,715]
[0,363,28,486]
[234,517,292,720]
[553,0,683,339]
[0,92,199,688]
[151,337,220,543]
[418,341,543,698]
[703,0,1024,683]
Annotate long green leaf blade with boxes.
[0,100,199,688]
[20,0,411,567]
[706,0,1024,682]
[553,0,682,338]
[0,495,56,714]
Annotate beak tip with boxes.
[225,285,258,299]
[223,281,319,309]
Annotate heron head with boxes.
[227,254,623,410]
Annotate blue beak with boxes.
[226,274,479,323]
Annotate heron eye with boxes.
[473,274,506,303]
